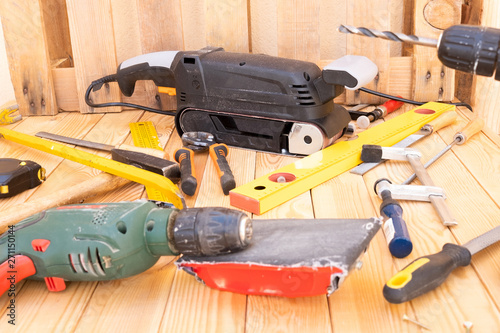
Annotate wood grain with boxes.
[472,0,500,134]
[361,112,500,332]
[66,0,121,113]
[346,0,390,104]
[0,0,57,115]
[412,0,461,102]
[158,147,254,333]
[245,153,333,333]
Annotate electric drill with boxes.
[0,200,252,295]
[339,24,500,80]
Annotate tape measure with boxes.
[129,121,163,150]
[129,121,169,201]
[0,158,45,198]
[229,102,456,215]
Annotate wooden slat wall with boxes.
[65,0,122,113]
[1,1,500,132]
[0,0,57,116]
[473,0,500,134]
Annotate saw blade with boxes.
[36,132,116,151]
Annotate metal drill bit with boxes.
[338,24,439,48]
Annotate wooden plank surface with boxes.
[0,104,499,332]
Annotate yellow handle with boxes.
[427,111,457,132]
[457,118,484,144]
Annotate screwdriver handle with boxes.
[174,148,197,196]
[209,144,236,195]
[116,144,168,159]
[376,180,413,258]
[383,243,471,304]
[454,118,484,145]
[378,98,404,117]
[424,111,457,132]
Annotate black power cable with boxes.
[358,87,473,112]
[84,75,473,114]
[85,76,176,116]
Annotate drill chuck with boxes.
[339,24,500,80]
[438,25,500,79]
[171,207,252,256]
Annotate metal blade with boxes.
[350,130,429,175]
[464,226,500,255]
[36,132,115,152]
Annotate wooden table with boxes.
[0,104,499,332]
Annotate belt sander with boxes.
[87,47,377,155]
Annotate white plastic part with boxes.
[356,116,371,129]
[119,51,180,70]
[323,55,378,90]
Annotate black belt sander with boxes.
[86,47,377,155]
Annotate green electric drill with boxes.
[0,200,252,295]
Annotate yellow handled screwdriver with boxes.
[402,118,484,184]
[384,225,500,303]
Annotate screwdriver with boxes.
[338,24,500,80]
[356,98,404,129]
[383,225,500,304]
[403,118,484,185]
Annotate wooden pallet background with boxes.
[0,0,499,133]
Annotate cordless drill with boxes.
[0,200,252,295]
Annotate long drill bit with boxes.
[338,24,439,48]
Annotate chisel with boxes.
[351,111,457,175]
[383,225,500,303]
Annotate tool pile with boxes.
[0,23,497,311]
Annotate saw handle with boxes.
[209,144,236,195]
[0,255,36,296]
[383,243,471,303]
[174,148,197,196]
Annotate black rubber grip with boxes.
[116,62,176,97]
[361,144,383,162]
[209,144,236,195]
[173,207,252,256]
[174,148,197,196]
[438,25,500,77]
[383,243,471,304]
[111,149,180,183]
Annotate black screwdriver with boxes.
[339,24,500,80]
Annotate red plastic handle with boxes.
[380,97,404,115]
[0,255,36,296]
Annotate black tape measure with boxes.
[0,158,45,198]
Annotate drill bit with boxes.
[338,24,439,48]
